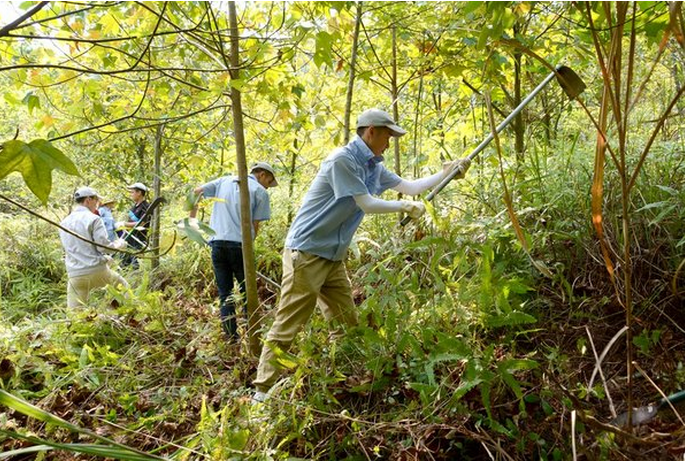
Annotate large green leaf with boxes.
[314,31,334,67]
[176,217,215,245]
[0,432,160,461]
[0,139,79,204]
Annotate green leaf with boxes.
[649,204,676,226]
[677,234,685,248]
[197,221,215,235]
[229,78,246,91]
[463,1,483,14]
[184,188,200,212]
[177,218,210,245]
[292,84,305,98]
[314,31,334,68]
[4,92,20,105]
[22,92,40,115]
[425,353,469,386]
[227,428,250,451]
[498,358,538,373]
[0,444,54,459]
[500,370,523,399]
[655,185,678,195]
[477,25,491,49]
[102,53,118,68]
[485,311,537,328]
[636,200,671,212]
[0,431,159,461]
[0,139,79,204]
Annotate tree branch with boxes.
[0,1,49,37]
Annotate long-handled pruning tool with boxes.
[400,65,586,226]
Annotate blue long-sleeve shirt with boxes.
[98,205,116,241]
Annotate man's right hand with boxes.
[400,200,426,219]
[442,157,472,179]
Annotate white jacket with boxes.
[59,206,116,277]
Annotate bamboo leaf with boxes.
[0,444,53,459]
[0,431,160,460]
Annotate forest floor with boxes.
[2,215,685,460]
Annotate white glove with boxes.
[442,157,471,179]
[111,238,128,250]
[178,218,200,231]
[114,221,126,230]
[400,200,426,219]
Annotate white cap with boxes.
[356,109,407,137]
[127,182,148,192]
[74,187,100,200]
[250,162,279,187]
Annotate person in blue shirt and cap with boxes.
[189,163,278,342]
[97,198,117,241]
[252,108,471,401]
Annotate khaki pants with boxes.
[67,266,129,308]
[254,249,358,392]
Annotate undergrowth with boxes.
[1,143,684,460]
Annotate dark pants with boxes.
[210,240,246,340]
[121,233,145,269]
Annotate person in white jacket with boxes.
[59,187,129,308]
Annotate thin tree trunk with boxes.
[287,135,299,226]
[343,2,362,144]
[150,124,163,270]
[513,24,524,164]
[228,1,260,357]
[391,24,400,179]
[413,71,425,179]
[541,89,551,144]
[135,138,146,180]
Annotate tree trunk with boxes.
[541,89,551,144]
[432,79,443,161]
[391,24,400,179]
[228,1,260,357]
[513,23,524,164]
[287,135,299,227]
[343,2,362,144]
[413,71,425,179]
[135,138,146,179]
[150,124,164,270]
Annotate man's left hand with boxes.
[111,238,128,250]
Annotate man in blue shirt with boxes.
[190,162,278,341]
[253,109,471,400]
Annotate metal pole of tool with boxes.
[399,69,559,227]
